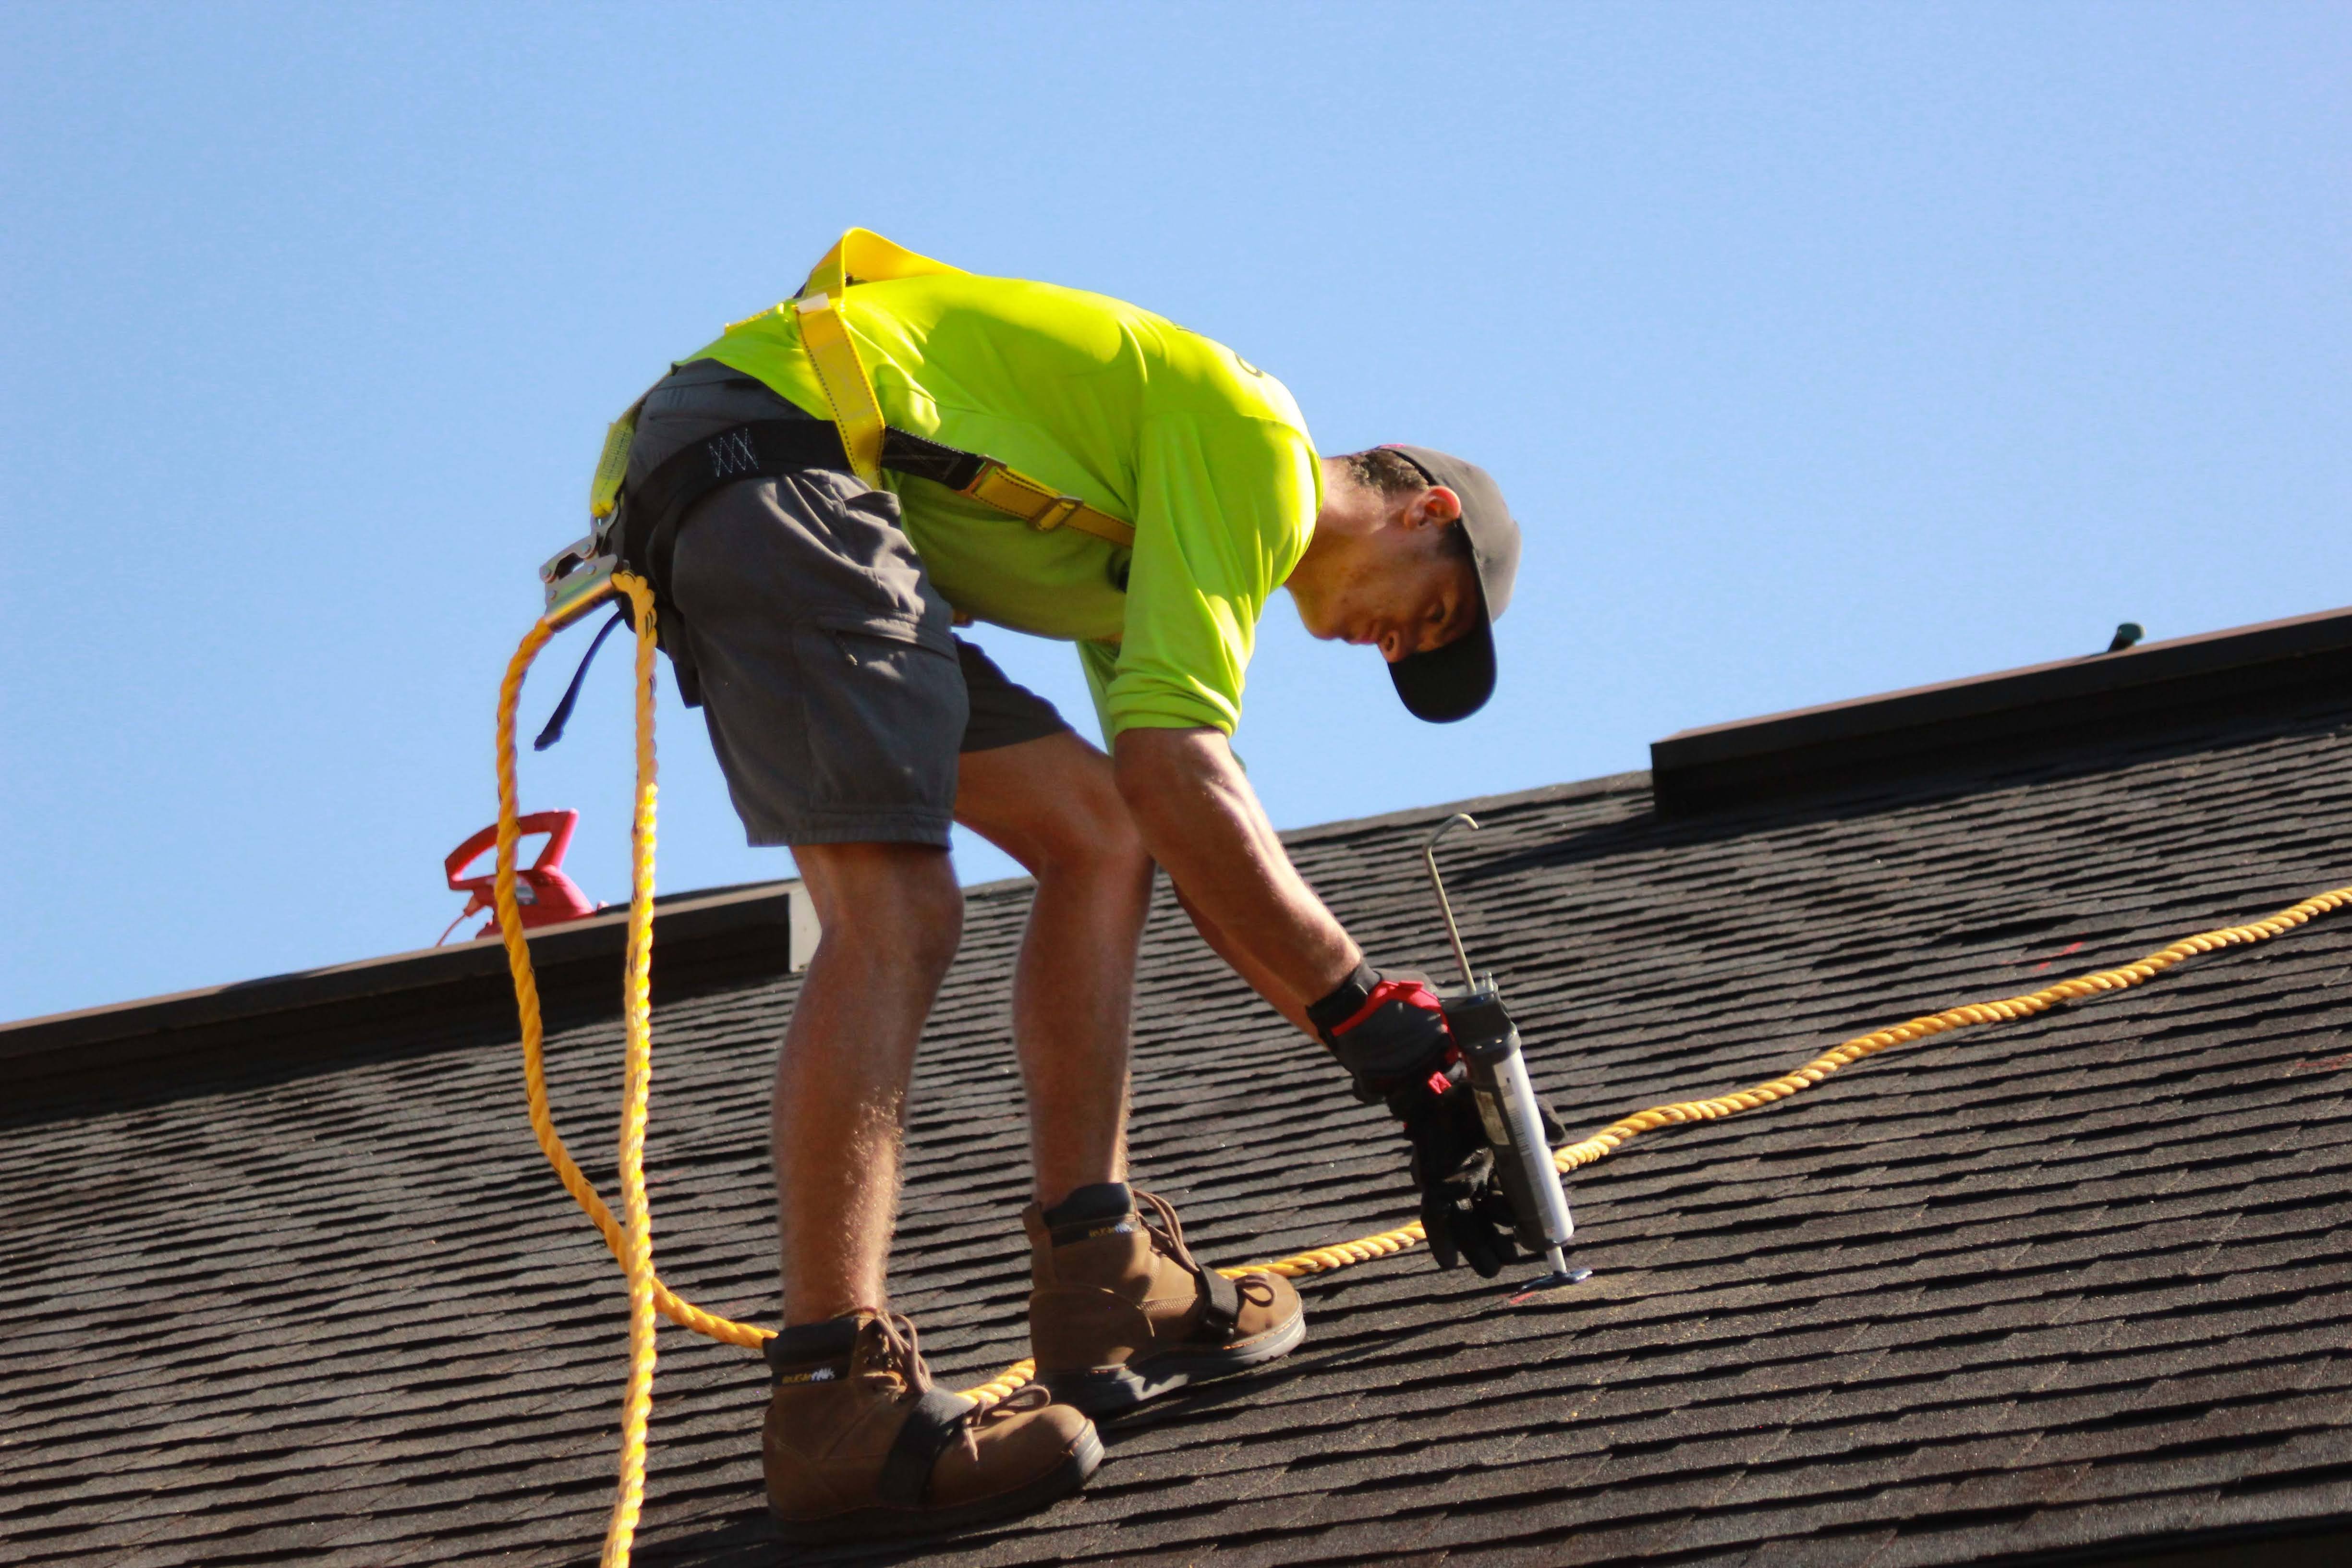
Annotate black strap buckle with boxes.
[1194,1264,1241,1339]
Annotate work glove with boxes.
[1387,1066,1570,1276]
[1307,964,1565,1278]
[1305,963,1454,1103]
[1390,1067,1522,1277]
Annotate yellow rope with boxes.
[492,586,2351,1563]
[493,576,660,1568]
[493,592,771,1340]
[607,575,661,1567]
[1546,885,2351,1173]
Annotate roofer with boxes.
[603,230,1526,1542]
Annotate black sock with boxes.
[765,1313,861,1371]
[1043,1181,1132,1230]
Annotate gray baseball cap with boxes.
[1381,445,1521,723]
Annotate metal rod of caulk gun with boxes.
[1423,814,1482,992]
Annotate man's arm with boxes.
[1169,880,1317,1037]
[1111,726,1358,1015]
[1118,723,1541,1277]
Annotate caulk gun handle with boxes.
[1446,987,1577,1255]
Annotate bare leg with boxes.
[957,733,1155,1210]
[774,840,963,1325]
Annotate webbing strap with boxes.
[798,227,964,301]
[793,294,886,485]
[589,398,643,523]
[594,231,1138,587]
[618,417,1142,605]
[620,418,846,619]
[532,607,629,752]
[877,1390,975,1507]
[963,461,1136,549]
[789,288,1136,549]
[1193,1263,1241,1339]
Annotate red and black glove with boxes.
[1306,963,1454,1102]
[1309,964,1519,1277]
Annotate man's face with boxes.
[1294,516,1482,665]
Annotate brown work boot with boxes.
[1024,1183,1305,1416]
[761,1310,1100,1544]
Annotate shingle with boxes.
[9,688,2352,1565]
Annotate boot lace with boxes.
[1134,1190,1200,1272]
[854,1310,934,1397]
[860,1310,1042,1461]
[1135,1189,1277,1304]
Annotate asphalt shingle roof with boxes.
[6,651,2352,1567]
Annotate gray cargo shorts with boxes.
[626,358,1070,848]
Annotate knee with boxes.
[895,863,966,974]
[1031,778,1152,896]
[801,845,964,976]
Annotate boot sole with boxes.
[769,1424,1103,1545]
[1046,1306,1308,1417]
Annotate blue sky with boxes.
[4,2,2346,1022]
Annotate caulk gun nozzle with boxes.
[1506,1251,1593,1306]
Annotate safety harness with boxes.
[544,229,1135,644]
[533,230,1139,745]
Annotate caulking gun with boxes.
[1423,813,1593,1303]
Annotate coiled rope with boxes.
[491,582,2352,1566]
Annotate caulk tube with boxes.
[1445,986,1576,1258]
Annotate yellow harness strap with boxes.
[957,457,1137,549]
[589,398,642,523]
[594,230,1136,549]
[790,228,1138,551]
[791,294,887,486]
[797,227,963,299]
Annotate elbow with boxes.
[1112,726,1217,828]
[1112,741,1170,823]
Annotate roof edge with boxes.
[1652,604,2352,813]
[0,880,813,1063]
[1276,771,1652,845]
[967,774,1650,899]
[4,777,1659,1053]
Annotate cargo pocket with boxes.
[788,613,968,818]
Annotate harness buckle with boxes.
[1030,494,1085,533]
[540,534,620,629]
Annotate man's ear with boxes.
[1406,485,1463,530]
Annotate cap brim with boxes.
[1389,615,1496,723]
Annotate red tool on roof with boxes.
[439,810,602,944]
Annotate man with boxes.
[607,231,1525,1543]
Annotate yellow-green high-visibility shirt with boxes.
[685,270,1321,739]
